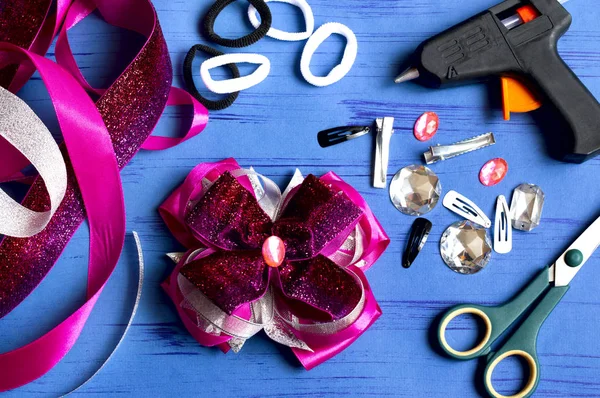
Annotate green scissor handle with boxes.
[437,267,569,398]
[482,285,568,398]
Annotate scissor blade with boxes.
[553,216,600,287]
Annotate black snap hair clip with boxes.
[403,218,432,268]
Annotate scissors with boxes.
[437,215,600,398]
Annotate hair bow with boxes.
[160,159,389,369]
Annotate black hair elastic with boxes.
[183,44,240,111]
[202,0,272,48]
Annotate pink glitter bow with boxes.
[160,159,389,369]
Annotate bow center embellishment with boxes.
[262,236,285,268]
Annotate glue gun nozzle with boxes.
[394,67,420,84]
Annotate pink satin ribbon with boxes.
[53,0,208,151]
[322,172,390,271]
[293,269,381,370]
[290,172,388,369]
[159,159,390,369]
[0,41,125,392]
[0,0,207,182]
[0,0,209,391]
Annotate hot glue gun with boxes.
[396,0,600,163]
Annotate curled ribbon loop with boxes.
[0,86,67,238]
[160,159,390,369]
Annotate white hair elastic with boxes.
[300,22,358,87]
[248,0,315,41]
[200,53,271,94]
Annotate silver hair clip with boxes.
[423,132,495,164]
[373,117,394,188]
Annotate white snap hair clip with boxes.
[248,0,315,41]
[200,53,271,94]
[300,22,358,87]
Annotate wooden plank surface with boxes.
[2,0,600,396]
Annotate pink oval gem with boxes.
[414,112,439,142]
[479,158,508,187]
[262,236,286,268]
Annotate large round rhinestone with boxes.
[390,165,442,216]
[440,221,492,275]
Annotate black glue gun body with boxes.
[399,0,600,163]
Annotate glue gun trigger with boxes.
[501,77,542,121]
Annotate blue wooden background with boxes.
[2,0,600,396]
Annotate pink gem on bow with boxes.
[160,159,389,369]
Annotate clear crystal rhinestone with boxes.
[440,221,492,275]
[510,184,544,231]
[389,165,441,216]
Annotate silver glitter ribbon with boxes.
[230,168,284,220]
[329,224,365,268]
[175,169,368,353]
[0,86,67,238]
[178,274,269,339]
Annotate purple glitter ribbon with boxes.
[0,2,172,317]
[0,0,52,87]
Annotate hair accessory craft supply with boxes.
[248,0,315,41]
[390,165,441,216]
[414,111,439,142]
[184,44,240,111]
[479,158,508,187]
[494,195,512,254]
[202,0,272,48]
[424,132,496,164]
[443,190,491,228]
[160,158,389,370]
[200,53,271,94]
[510,183,545,231]
[317,125,370,148]
[403,218,432,268]
[440,221,492,275]
[300,22,358,87]
[373,117,394,188]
